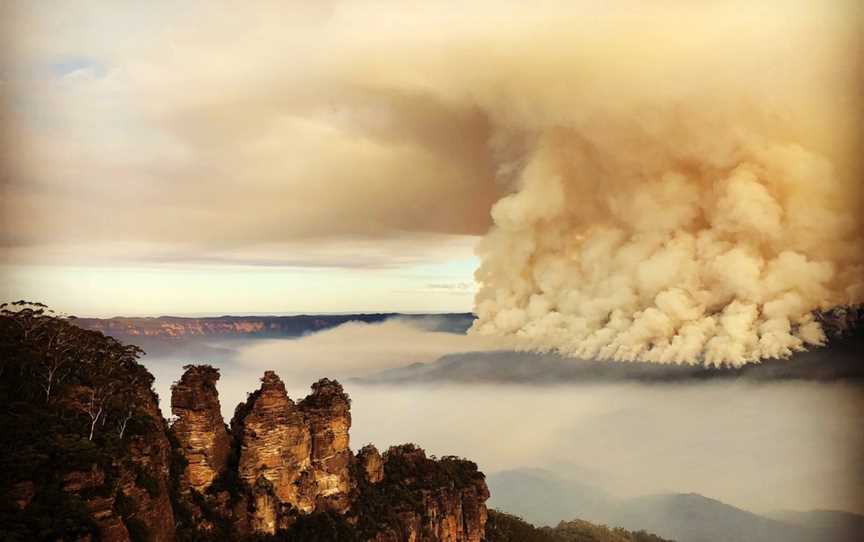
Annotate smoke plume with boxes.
[2,1,862,362]
[466,1,864,364]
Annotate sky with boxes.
[0,1,501,317]
[0,1,860,324]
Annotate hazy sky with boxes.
[0,1,500,316]
[1,1,859,320]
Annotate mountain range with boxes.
[73,313,474,339]
[487,468,863,542]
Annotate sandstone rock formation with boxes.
[299,378,353,512]
[169,365,489,541]
[230,372,357,531]
[170,365,231,493]
[235,370,314,525]
[62,466,130,541]
[59,387,176,542]
[360,445,489,542]
[3,308,488,542]
[116,393,177,542]
[357,444,384,484]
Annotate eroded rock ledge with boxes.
[170,365,489,541]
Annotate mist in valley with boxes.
[139,320,864,525]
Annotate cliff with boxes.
[0,305,489,542]
[170,365,231,493]
[299,377,353,512]
[170,366,487,541]
[234,370,317,529]
[74,313,474,340]
[352,444,489,542]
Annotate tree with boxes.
[1,302,94,403]
[72,339,145,441]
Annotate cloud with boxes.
[1,1,501,265]
[350,380,864,516]
[0,236,478,269]
[2,1,861,362]
[233,318,499,381]
[449,1,863,364]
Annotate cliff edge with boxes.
[171,365,489,541]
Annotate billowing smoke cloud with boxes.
[464,1,864,365]
[3,1,862,359]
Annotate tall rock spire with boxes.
[299,378,353,512]
[170,365,231,493]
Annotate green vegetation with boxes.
[485,510,558,542]
[485,510,675,542]
[548,518,673,542]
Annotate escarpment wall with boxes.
[169,365,489,541]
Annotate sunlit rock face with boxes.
[2,310,489,542]
[169,366,490,540]
[170,365,231,493]
[357,444,384,484]
[368,445,490,542]
[235,371,314,525]
[299,378,353,512]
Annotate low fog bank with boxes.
[233,318,499,381]
[144,353,864,518]
[134,318,864,519]
[141,318,499,420]
[347,381,864,517]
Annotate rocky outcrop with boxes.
[234,371,314,529]
[170,365,231,493]
[299,378,353,512]
[358,445,489,542]
[117,385,177,542]
[62,466,130,541]
[357,444,384,484]
[166,365,489,540]
[1,308,485,542]
[230,372,356,532]
[58,389,176,542]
